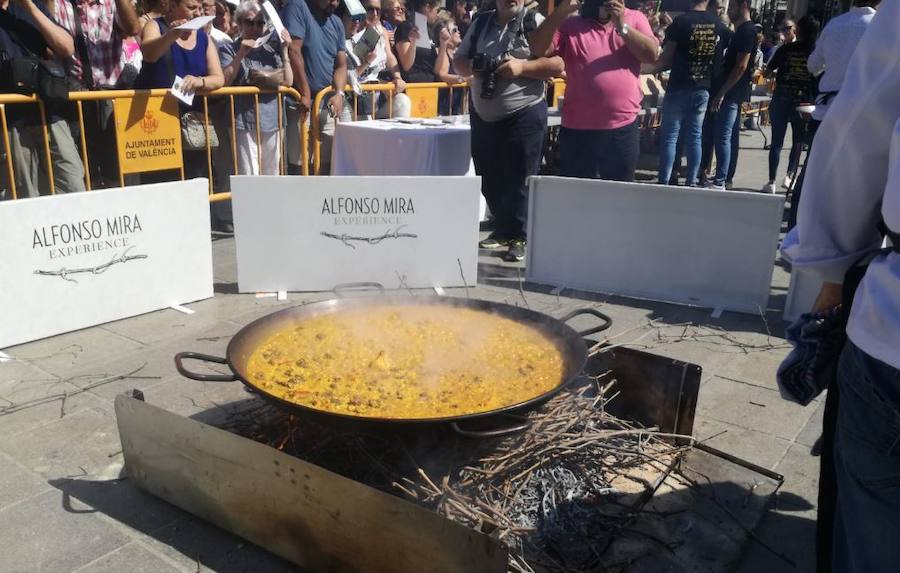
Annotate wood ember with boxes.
[218,376,694,572]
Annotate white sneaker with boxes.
[704,180,725,191]
[782,173,794,188]
[762,181,777,194]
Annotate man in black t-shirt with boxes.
[706,0,757,189]
[394,0,438,83]
[655,0,720,186]
[761,15,819,193]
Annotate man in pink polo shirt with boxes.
[531,0,658,180]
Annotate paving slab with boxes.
[697,376,818,442]
[1,361,68,406]
[0,376,106,438]
[0,489,132,573]
[57,321,259,404]
[794,397,826,449]
[4,328,145,379]
[0,359,58,384]
[137,515,296,573]
[0,451,51,511]
[1,407,122,480]
[736,444,820,573]
[99,305,231,347]
[46,477,184,542]
[73,542,183,573]
[693,414,792,471]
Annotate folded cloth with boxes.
[777,306,845,406]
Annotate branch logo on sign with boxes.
[319,196,419,248]
[30,214,149,283]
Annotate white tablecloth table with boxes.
[332,119,473,176]
[332,119,487,219]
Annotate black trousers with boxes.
[788,119,820,232]
[71,98,119,189]
[557,120,640,182]
[470,101,547,241]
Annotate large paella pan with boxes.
[175,293,611,436]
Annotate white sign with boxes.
[526,177,785,315]
[0,180,214,349]
[262,1,287,38]
[231,176,480,292]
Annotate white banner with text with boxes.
[0,180,214,349]
[232,176,480,292]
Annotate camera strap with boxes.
[466,11,493,60]
[68,0,95,90]
[467,8,536,61]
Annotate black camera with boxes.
[472,53,504,100]
[580,0,608,21]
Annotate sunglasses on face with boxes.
[393,5,405,11]
[244,17,265,25]
[365,5,380,12]
[447,26,458,33]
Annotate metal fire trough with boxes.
[115,346,784,573]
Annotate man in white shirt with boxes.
[806,0,880,121]
[782,1,899,571]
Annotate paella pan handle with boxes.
[174,352,238,382]
[332,282,385,297]
[560,308,613,338]
[451,414,532,439]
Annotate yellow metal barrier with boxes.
[0,85,308,202]
[309,82,470,176]
[551,78,566,108]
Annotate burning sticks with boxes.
[218,378,695,572]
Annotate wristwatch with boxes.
[617,23,629,37]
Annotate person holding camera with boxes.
[453,0,563,262]
[530,0,657,181]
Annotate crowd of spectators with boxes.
[0,0,475,199]
[0,0,872,233]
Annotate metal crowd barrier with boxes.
[310,82,471,176]
[0,78,774,201]
[0,85,308,202]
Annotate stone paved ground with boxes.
[0,127,820,572]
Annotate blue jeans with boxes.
[767,95,804,182]
[658,88,709,186]
[712,100,741,186]
[832,341,900,572]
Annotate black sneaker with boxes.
[479,234,508,250]
[504,239,526,262]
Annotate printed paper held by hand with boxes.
[253,31,273,48]
[173,15,215,30]
[171,75,195,105]
[414,12,431,48]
